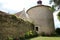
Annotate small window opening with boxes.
[36,27,38,31]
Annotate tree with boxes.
[50,0,60,20]
[57,12,60,20]
[55,28,60,35]
[50,0,60,9]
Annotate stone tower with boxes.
[26,0,55,35]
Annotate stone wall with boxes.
[0,11,34,40]
[26,5,55,35]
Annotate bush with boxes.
[19,37,25,40]
[25,31,38,39]
[7,36,13,40]
[56,28,60,35]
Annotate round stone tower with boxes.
[26,0,55,35]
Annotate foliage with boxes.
[55,28,60,35]
[50,0,60,9]
[0,11,34,40]
[50,0,60,20]
[7,36,13,40]
[51,5,55,12]
[57,12,60,20]
[25,31,38,39]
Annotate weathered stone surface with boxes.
[26,5,55,35]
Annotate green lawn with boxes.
[29,36,60,40]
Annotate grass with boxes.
[29,36,60,40]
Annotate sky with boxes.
[0,0,60,28]
[0,0,51,13]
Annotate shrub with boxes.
[55,28,60,35]
[19,37,25,40]
[7,36,13,40]
[25,31,38,39]
[13,37,20,40]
